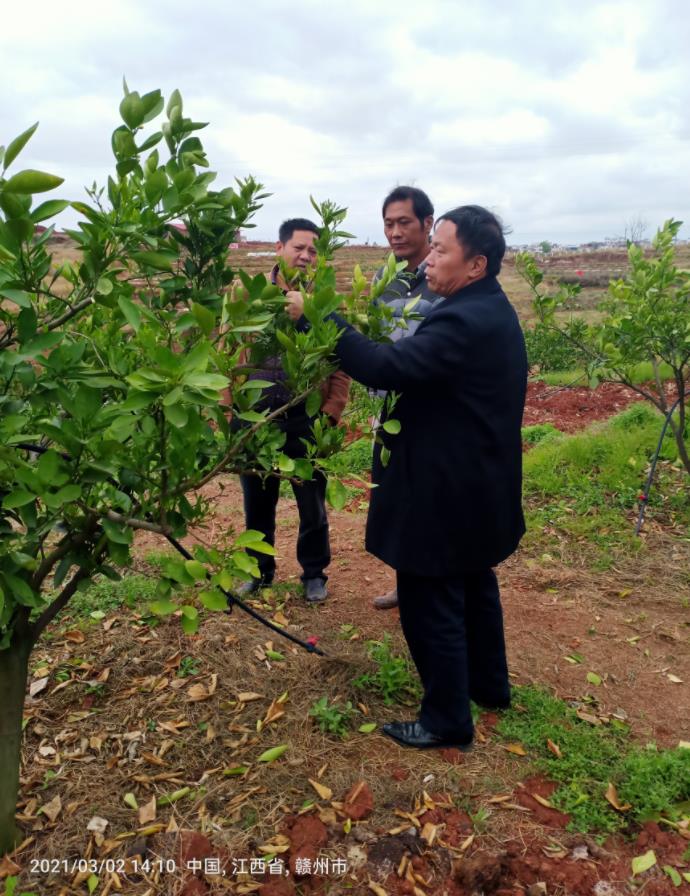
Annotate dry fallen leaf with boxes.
[29,677,49,698]
[186,684,210,702]
[138,796,157,825]
[63,630,85,643]
[86,816,109,834]
[420,822,437,846]
[667,674,683,684]
[237,692,263,703]
[39,795,62,822]
[531,793,553,809]
[368,883,388,896]
[309,778,333,801]
[547,739,562,758]
[503,743,528,756]
[604,782,631,812]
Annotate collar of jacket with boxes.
[445,275,499,302]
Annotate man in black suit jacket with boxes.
[286,205,527,750]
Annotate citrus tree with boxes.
[517,220,690,475]
[0,86,403,854]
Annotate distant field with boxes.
[47,235,690,326]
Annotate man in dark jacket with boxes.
[238,219,350,604]
[372,186,442,609]
[286,205,527,748]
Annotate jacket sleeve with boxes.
[329,309,468,391]
[320,368,351,422]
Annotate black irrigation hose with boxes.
[164,533,326,656]
[635,390,690,536]
[13,442,325,657]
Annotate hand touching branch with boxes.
[285,290,305,321]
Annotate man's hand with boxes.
[285,290,304,321]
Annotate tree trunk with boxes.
[0,633,32,855]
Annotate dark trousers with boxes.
[239,432,330,583]
[396,568,510,741]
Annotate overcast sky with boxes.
[2,0,689,245]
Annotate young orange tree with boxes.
[0,86,402,853]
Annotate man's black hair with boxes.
[437,205,507,277]
[382,186,434,225]
[278,218,320,244]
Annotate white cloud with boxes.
[1,0,689,245]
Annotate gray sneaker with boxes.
[304,578,328,603]
[373,588,398,610]
[235,578,271,597]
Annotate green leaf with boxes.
[382,418,401,434]
[200,590,229,611]
[326,479,347,511]
[257,744,288,763]
[663,866,682,887]
[2,490,35,509]
[51,484,81,505]
[150,598,176,616]
[87,874,99,895]
[30,199,70,223]
[123,792,138,810]
[181,612,199,635]
[120,92,145,129]
[191,301,215,336]
[293,459,313,480]
[586,671,602,686]
[4,169,64,194]
[131,250,175,271]
[164,403,188,428]
[3,122,38,171]
[306,390,322,417]
[234,529,269,548]
[358,722,377,733]
[0,288,31,308]
[632,850,657,875]
[223,766,249,776]
[184,559,207,581]
[265,650,284,661]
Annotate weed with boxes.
[522,405,689,563]
[353,634,420,705]
[339,622,360,640]
[143,550,177,570]
[176,656,200,678]
[618,746,690,821]
[498,686,690,833]
[469,806,491,833]
[309,696,355,738]
[64,574,159,619]
[3,878,37,896]
[522,423,562,446]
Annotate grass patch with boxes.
[522,423,562,446]
[522,403,689,565]
[499,685,690,833]
[534,360,675,387]
[353,634,421,705]
[63,574,159,619]
[309,696,356,738]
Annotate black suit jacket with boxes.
[331,275,527,575]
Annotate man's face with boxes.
[425,219,487,296]
[382,199,432,264]
[276,229,318,270]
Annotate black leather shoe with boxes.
[304,577,328,603]
[382,720,473,751]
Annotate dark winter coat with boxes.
[330,275,527,575]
